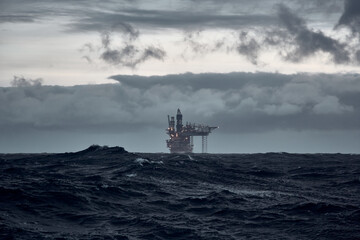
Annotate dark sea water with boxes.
[0,145,359,240]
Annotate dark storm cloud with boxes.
[1,0,359,67]
[69,20,140,38]
[356,50,360,63]
[177,3,356,66]
[276,4,350,64]
[110,72,289,91]
[0,0,136,25]
[0,14,36,23]
[86,30,166,69]
[176,2,352,66]
[237,31,261,65]
[0,0,83,23]
[79,43,95,64]
[100,45,166,68]
[0,0,344,30]
[10,76,42,87]
[3,72,356,135]
[0,82,150,133]
[101,31,112,49]
[110,72,360,134]
[67,10,277,32]
[0,0,277,30]
[337,0,360,33]
[140,47,166,63]
[188,0,343,16]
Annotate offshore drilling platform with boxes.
[166,109,218,153]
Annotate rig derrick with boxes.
[166,109,218,153]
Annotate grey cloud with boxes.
[1,72,359,136]
[70,20,140,39]
[337,0,360,33]
[177,3,355,66]
[0,0,344,31]
[101,46,139,67]
[0,0,82,24]
[1,0,278,29]
[141,46,166,62]
[237,31,261,65]
[264,29,290,46]
[101,48,130,65]
[101,32,112,49]
[10,76,43,87]
[0,14,36,23]
[80,43,94,52]
[82,30,165,68]
[288,0,343,16]
[82,55,92,64]
[3,0,357,67]
[79,43,95,64]
[187,0,343,19]
[277,4,351,64]
[181,31,228,59]
[0,0,137,25]
[0,84,147,133]
[356,50,360,63]
[67,9,277,32]
[106,38,164,69]
[112,22,139,39]
[110,72,289,91]
[183,31,208,55]
[109,72,359,133]
[313,96,353,114]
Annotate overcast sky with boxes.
[0,0,359,153]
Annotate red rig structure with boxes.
[166,109,218,153]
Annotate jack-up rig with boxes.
[166,109,218,153]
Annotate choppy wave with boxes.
[0,146,359,239]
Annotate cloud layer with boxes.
[277,4,351,64]
[2,0,359,68]
[1,73,359,135]
[337,0,360,34]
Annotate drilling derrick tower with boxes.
[166,109,218,153]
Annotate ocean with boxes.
[0,145,359,239]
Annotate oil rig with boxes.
[166,109,218,153]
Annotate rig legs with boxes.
[201,135,208,153]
